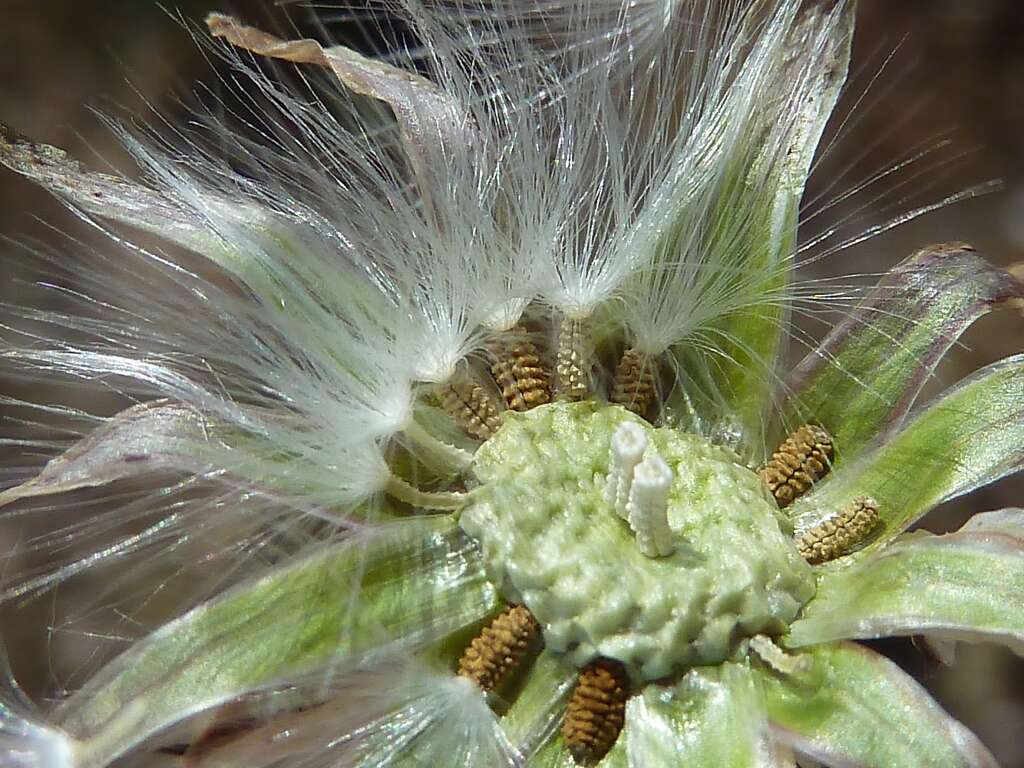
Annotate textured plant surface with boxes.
[1,1,1024,767]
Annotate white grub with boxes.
[627,452,674,558]
[604,421,649,519]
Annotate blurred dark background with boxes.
[1,1,1023,765]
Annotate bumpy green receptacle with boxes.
[460,401,815,683]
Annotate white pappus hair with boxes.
[0,1,988,766]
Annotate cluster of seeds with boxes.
[761,424,879,561]
[447,325,880,764]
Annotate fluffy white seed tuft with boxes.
[339,664,519,768]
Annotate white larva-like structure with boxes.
[604,421,650,519]
[626,453,676,558]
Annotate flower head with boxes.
[2,2,1024,767]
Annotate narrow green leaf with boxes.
[789,355,1024,553]
[625,663,773,767]
[52,517,497,768]
[780,244,1023,461]
[756,642,997,768]
[788,508,1024,653]
[140,662,509,768]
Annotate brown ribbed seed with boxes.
[489,327,551,411]
[796,496,880,564]
[457,604,541,693]
[555,317,591,400]
[434,378,503,440]
[610,347,657,416]
[759,424,834,508]
[562,659,629,765]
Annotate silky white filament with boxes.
[626,452,674,558]
[604,421,649,519]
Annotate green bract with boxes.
[2,2,1024,768]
